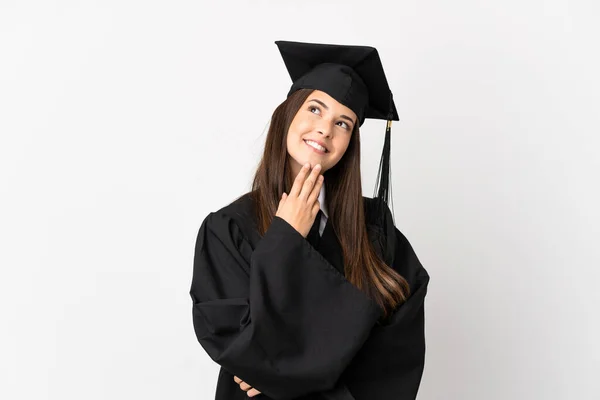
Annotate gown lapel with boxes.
[313,219,345,277]
[306,210,323,248]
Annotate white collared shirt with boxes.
[317,184,328,237]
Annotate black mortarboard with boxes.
[275,40,398,210]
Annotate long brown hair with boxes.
[250,88,410,319]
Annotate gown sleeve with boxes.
[189,211,383,400]
[342,202,430,400]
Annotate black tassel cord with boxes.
[373,91,395,223]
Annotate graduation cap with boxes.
[275,40,398,209]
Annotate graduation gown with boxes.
[189,192,430,400]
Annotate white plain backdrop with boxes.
[1,1,599,399]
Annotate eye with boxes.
[337,121,350,130]
[309,106,321,115]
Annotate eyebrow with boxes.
[308,99,355,126]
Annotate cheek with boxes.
[286,126,303,155]
[288,119,311,143]
[286,126,299,148]
[326,136,351,163]
[290,113,314,133]
[334,135,351,153]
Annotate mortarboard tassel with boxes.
[374,92,394,211]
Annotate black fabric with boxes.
[275,40,399,126]
[313,217,345,276]
[189,192,429,400]
[306,210,323,248]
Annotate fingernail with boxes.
[304,163,310,169]
[315,164,321,170]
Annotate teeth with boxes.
[305,140,326,152]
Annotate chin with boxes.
[290,155,321,170]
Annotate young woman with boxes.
[190,41,430,400]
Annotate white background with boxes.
[1,1,599,399]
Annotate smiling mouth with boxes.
[304,139,329,153]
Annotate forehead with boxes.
[306,90,357,120]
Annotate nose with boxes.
[316,120,332,137]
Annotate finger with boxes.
[240,381,252,391]
[289,163,311,198]
[233,376,242,384]
[307,174,324,205]
[299,164,322,200]
[247,388,262,397]
[312,200,321,216]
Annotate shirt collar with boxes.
[318,184,328,218]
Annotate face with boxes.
[286,90,357,177]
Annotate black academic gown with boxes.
[189,192,430,400]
